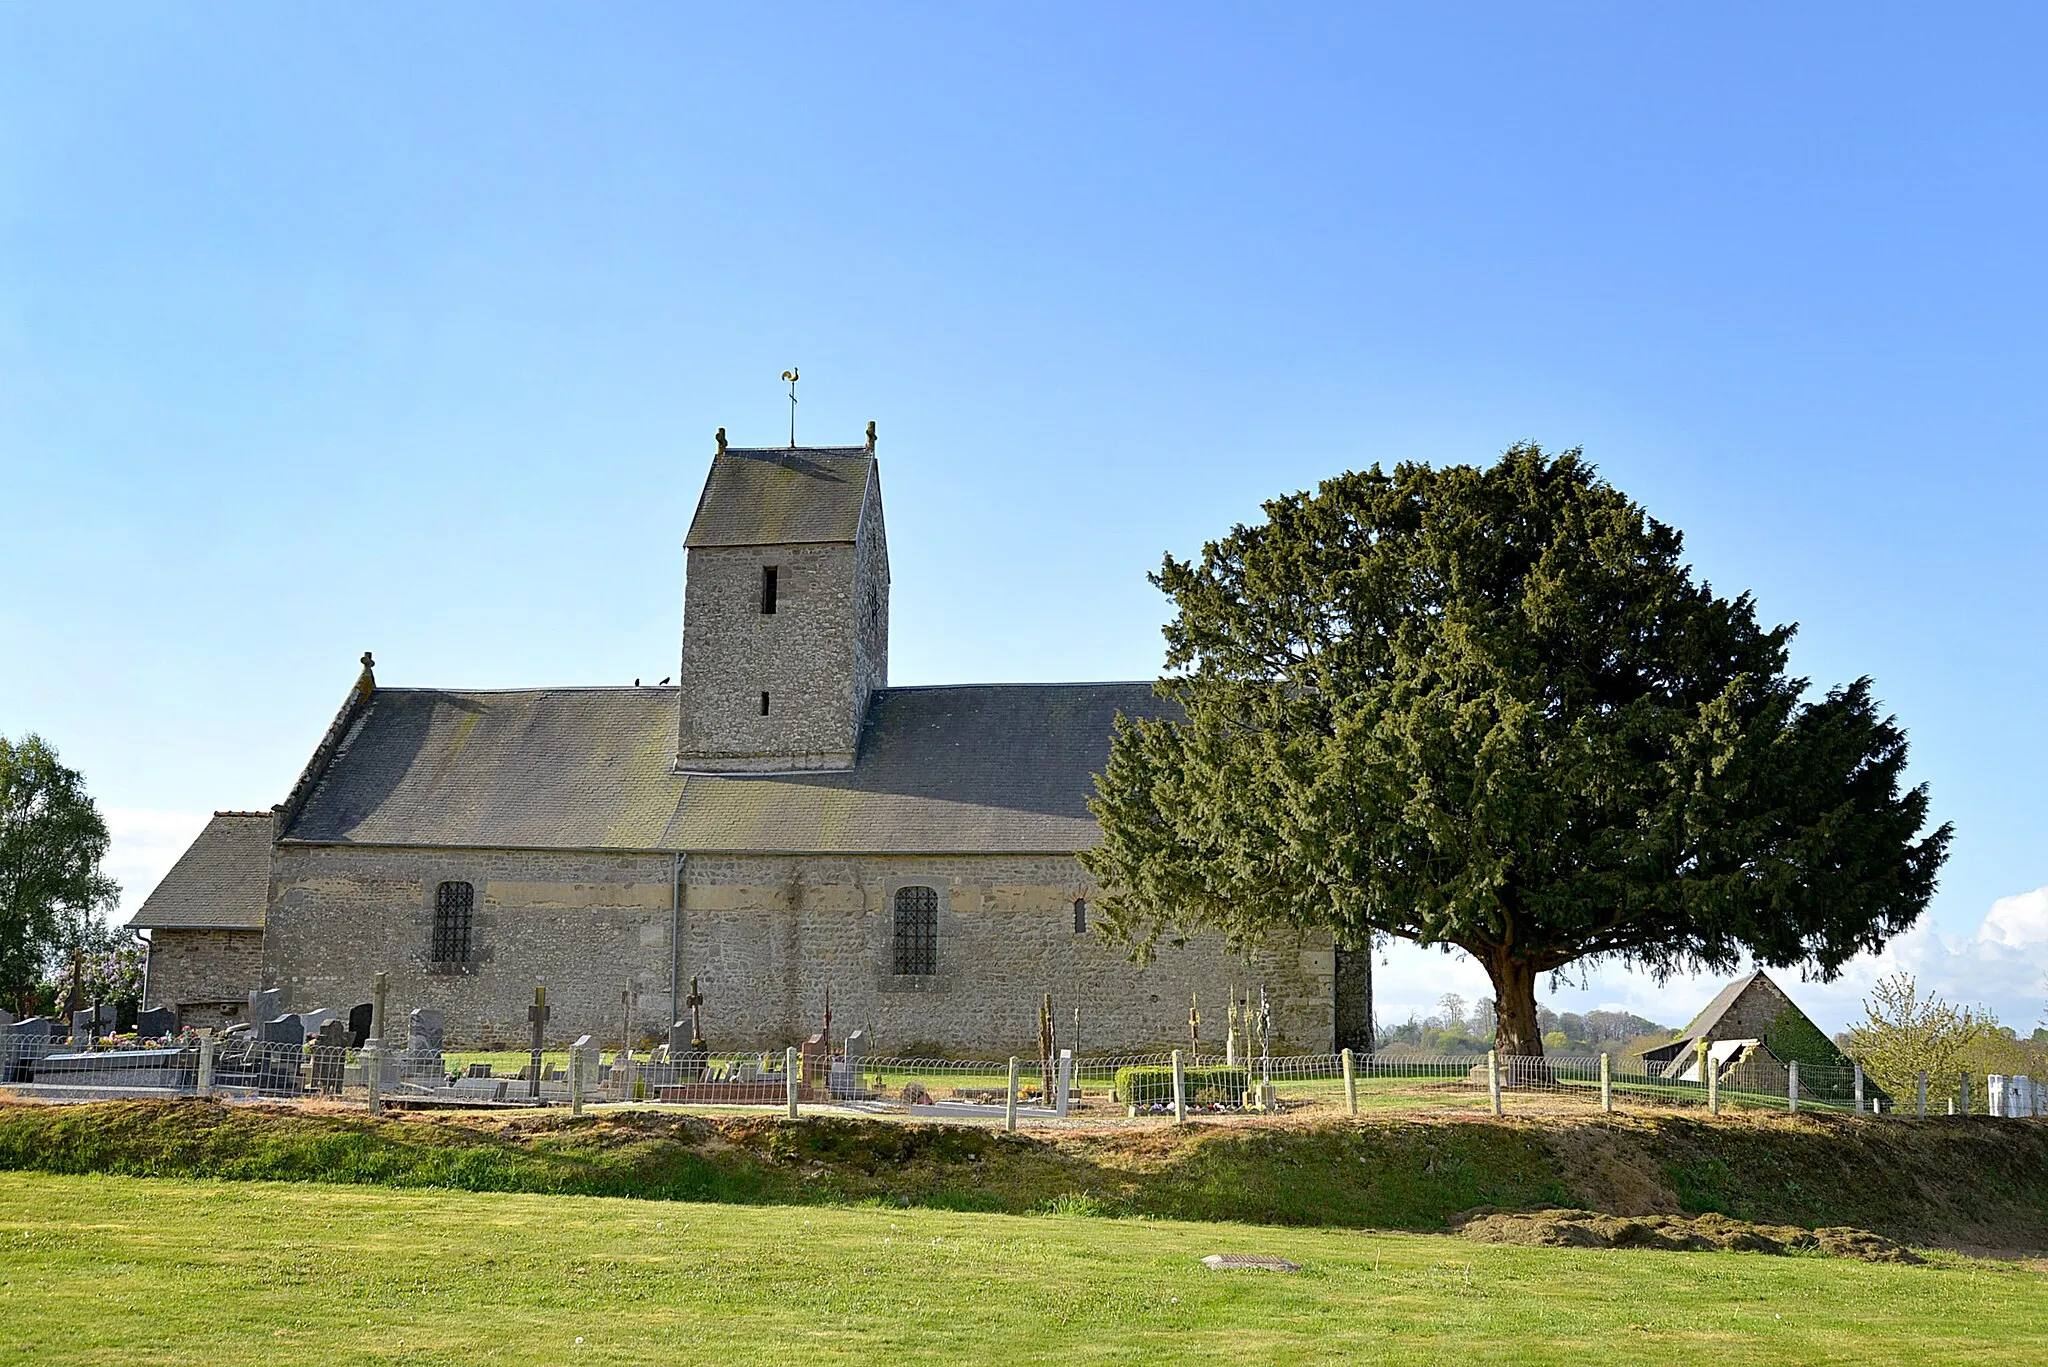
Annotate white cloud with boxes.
[1982,887,2048,949]
[101,808,213,923]
[1374,888,2048,1039]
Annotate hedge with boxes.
[1113,1065,1250,1105]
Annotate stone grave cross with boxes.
[686,976,705,1049]
[528,986,549,1100]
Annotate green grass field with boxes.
[2,1171,2042,1366]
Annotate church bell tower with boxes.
[674,426,889,772]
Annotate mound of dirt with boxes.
[1450,1207,1920,1263]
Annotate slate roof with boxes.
[685,446,874,548]
[281,682,1174,854]
[127,812,273,931]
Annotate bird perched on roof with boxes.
[659,677,672,685]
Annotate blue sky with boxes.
[3,5,2043,1036]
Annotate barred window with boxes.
[1073,897,1088,934]
[892,885,938,976]
[433,881,473,964]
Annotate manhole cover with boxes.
[1201,1254,1300,1272]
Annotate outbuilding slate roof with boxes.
[127,812,273,931]
[281,682,1173,854]
[685,446,874,548]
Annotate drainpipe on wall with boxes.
[137,930,151,1011]
[670,853,686,1028]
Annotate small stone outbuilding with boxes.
[129,811,270,1032]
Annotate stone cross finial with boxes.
[865,420,877,454]
[715,427,727,456]
[360,651,375,673]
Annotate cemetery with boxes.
[5,970,2043,1129]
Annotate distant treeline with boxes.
[1377,995,1671,1056]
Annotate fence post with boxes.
[1172,1049,1187,1123]
[1854,1063,1864,1115]
[1055,1049,1073,1118]
[1600,1052,1612,1113]
[366,970,387,1118]
[1788,1059,1799,1114]
[568,1044,584,1116]
[1005,1056,1020,1133]
[1342,1047,1358,1116]
[785,1046,799,1119]
[196,1029,215,1098]
[1707,1053,1720,1116]
[1960,1073,1970,1115]
[1487,1049,1502,1117]
[1917,1071,1927,1118]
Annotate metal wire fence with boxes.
[3,1029,2042,1125]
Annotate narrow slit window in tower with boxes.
[760,565,778,614]
[760,691,770,716]
[1073,897,1088,934]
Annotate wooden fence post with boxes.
[1005,1057,1020,1133]
[1599,1052,1612,1113]
[785,1046,799,1119]
[1854,1063,1865,1115]
[1342,1048,1358,1116]
[1172,1049,1187,1123]
[1788,1060,1799,1114]
[1487,1050,1502,1117]
[1917,1071,1928,1118]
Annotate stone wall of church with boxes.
[677,541,865,771]
[678,852,1333,1056]
[851,480,890,719]
[262,843,1336,1053]
[264,843,682,1048]
[144,928,265,1029]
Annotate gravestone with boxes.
[0,1009,14,1030]
[70,1010,94,1047]
[255,1013,305,1094]
[346,1002,374,1048]
[296,1007,340,1036]
[830,1029,869,1099]
[257,1014,305,1046]
[135,1007,177,1039]
[404,1007,445,1079]
[311,1020,348,1094]
[249,988,283,1022]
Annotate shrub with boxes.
[1113,1065,1248,1105]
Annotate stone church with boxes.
[133,431,1361,1053]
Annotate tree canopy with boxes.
[0,733,120,1014]
[1082,446,1951,1056]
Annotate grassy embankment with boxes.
[2,1099,2045,1253]
[3,1170,2044,1366]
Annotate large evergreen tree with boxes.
[1082,446,1950,1057]
[0,733,120,1015]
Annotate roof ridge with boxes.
[371,685,680,696]
[878,680,1159,692]
[212,810,274,818]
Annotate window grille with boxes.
[893,885,938,975]
[1073,897,1088,934]
[433,881,473,964]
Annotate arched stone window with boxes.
[893,885,938,976]
[433,881,474,964]
[1073,897,1088,934]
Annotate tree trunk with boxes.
[1484,954,1544,1058]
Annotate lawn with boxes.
[1,1172,2041,1365]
